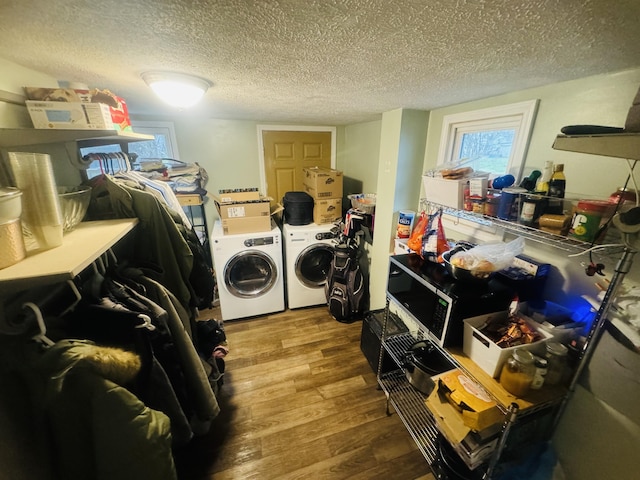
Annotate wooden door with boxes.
[262,130,332,202]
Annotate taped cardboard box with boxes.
[426,370,502,470]
[313,198,342,224]
[302,167,343,199]
[26,100,114,130]
[214,196,282,235]
[437,369,503,432]
[217,188,261,203]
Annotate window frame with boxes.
[436,99,539,180]
[128,120,181,160]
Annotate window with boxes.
[126,121,180,160]
[81,120,180,178]
[437,100,538,180]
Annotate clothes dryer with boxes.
[283,222,339,309]
[211,220,284,320]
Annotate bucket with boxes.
[283,191,314,225]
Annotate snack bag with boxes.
[422,209,449,262]
[407,211,429,253]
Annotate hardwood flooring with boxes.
[174,306,434,480]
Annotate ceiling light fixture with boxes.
[142,71,212,108]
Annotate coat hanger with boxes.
[22,302,55,346]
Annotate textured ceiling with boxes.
[1,0,640,125]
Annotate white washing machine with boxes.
[211,220,285,320]
[283,222,339,309]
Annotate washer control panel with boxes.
[244,236,275,247]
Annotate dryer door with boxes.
[224,250,277,298]
[295,244,334,288]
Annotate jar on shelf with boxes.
[568,200,614,243]
[470,196,485,214]
[519,194,546,227]
[499,349,536,397]
[545,342,569,386]
[530,356,548,390]
[484,191,501,217]
[608,187,637,211]
[463,182,472,211]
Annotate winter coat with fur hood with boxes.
[22,339,176,480]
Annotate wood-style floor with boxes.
[174,306,434,480]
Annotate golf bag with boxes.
[325,238,365,322]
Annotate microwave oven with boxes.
[387,254,513,347]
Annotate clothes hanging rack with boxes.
[0,280,82,337]
[82,152,133,175]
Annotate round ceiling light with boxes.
[142,71,212,108]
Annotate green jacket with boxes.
[23,339,176,480]
[87,175,194,311]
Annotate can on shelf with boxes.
[497,187,527,221]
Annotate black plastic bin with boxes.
[283,191,314,225]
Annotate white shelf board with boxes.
[0,218,137,292]
[0,128,153,148]
[553,133,640,160]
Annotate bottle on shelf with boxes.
[535,161,554,194]
[546,163,566,215]
[548,164,566,198]
[519,170,541,191]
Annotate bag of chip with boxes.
[407,211,429,253]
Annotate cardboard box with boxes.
[214,197,281,235]
[394,238,414,255]
[26,100,114,130]
[426,371,502,470]
[217,189,261,203]
[422,176,467,209]
[438,370,503,432]
[313,198,342,224]
[463,311,552,378]
[302,167,343,199]
[24,87,131,131]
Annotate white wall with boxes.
[340,119,382,195]
[368,109,429,311]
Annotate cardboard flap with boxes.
[217,188,261,203]
[426,385,471,444]
[438,370,503,432]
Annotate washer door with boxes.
[224,250,277,298]
[295,244,334,288]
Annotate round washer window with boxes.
[295,244,334,288]
[225,250,277,298]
